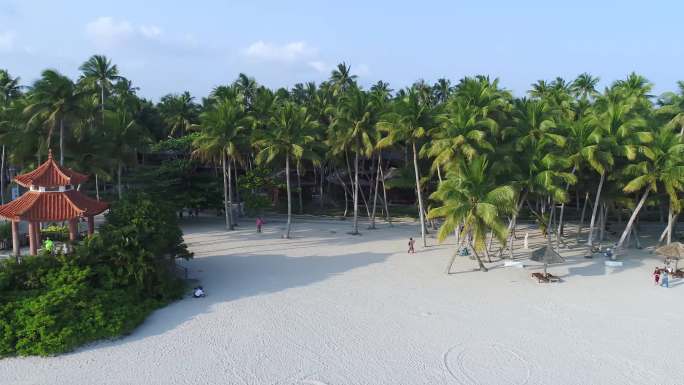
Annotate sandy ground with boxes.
[1,216,683,385]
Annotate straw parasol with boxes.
[655,242,683,270]
[530,246,565,274]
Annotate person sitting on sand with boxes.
[193,286,205,298]
[660,270,669,288]
[408,237,415,254]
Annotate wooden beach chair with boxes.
[531,272,549,283]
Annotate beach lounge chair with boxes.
[531,272,549,283]
[671,269,684,279]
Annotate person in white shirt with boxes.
[193,286,205,298]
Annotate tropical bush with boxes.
[0,193,192,357]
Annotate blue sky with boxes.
[1,0,682,100]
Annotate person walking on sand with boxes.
[408,237,416,254]
[256,217,264,233]
[653,268,661,286]
[661,270,669,288]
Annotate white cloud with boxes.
[139,25,162,39]
[307,60,330,73]
[86,17,165,48]
[86,17,134,47]
[244,40,316,62]
[0,30,16,52]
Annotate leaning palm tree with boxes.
[378,88,438,247]
[79,54,121,123]
[193,98,248,230]
[255,102,318,238]
[428,156,516,272]
[615,126,684,250]
[24,69,83,164]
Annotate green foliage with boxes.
[0,193,191,357]
[0,222,11,240]
[40,224,69,241]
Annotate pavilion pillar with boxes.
[28,221,37,256]
[87,215,95,235]
[11,221,20,256]
[35,222,41,246]
[68,218,78,241]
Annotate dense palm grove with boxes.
[2,56,684,273]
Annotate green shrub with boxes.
[0,192,191,357]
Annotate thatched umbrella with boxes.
[530,246,565,274]
[655,242,684,270]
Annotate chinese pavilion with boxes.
[0,150,108,256]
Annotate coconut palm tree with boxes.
[255,102,318,238]
[24,69,83,164]
[79,55,121,123]
[330,85,380,234]
[423,99,494,181]
[428,156,516,272]
[193,98,249,230]
[378,88,438,247]
[585,92,650,247]
[615,126,684,249]
[159,91,199,137]
[571,73,600,100]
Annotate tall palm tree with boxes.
[159,91,199,137]
[615,126,684,249]
[79,54,121,123]
[423,99,494,181]
[25,69,83,164]
[585,93,650,247]
[329,62,357,96]
[103,104,148,199]
[330,85,379,234]
[255,102,318,238]
[193,98,248,230]
[571,73,600,100]
[428,156,516,272]
[378,88,438,247]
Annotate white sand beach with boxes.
[1,217,682,385]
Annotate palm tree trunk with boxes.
[319,165,325,209]
[284,153,292,238]
[557,166,576,237]
[222,155,233,230]
[117,162,122,199]
[505,190,527,259]
[233,159,242,217]
[95,173,100,201]
[667,204,674,245]
[59,118,64,165]
[227,157,235,229]
[436,165,443,184]
[352,145,360,234]
[379,158,391,225]
[576,192,590,242]
[616,189,650,250]
[370,153,381,229]
[587,172,605,247]
[412,141,427,247]
[296,161,304,215]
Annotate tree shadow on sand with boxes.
[78,248,390,352]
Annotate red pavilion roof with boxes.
[14,150,89,188]
[0,190,108,222]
